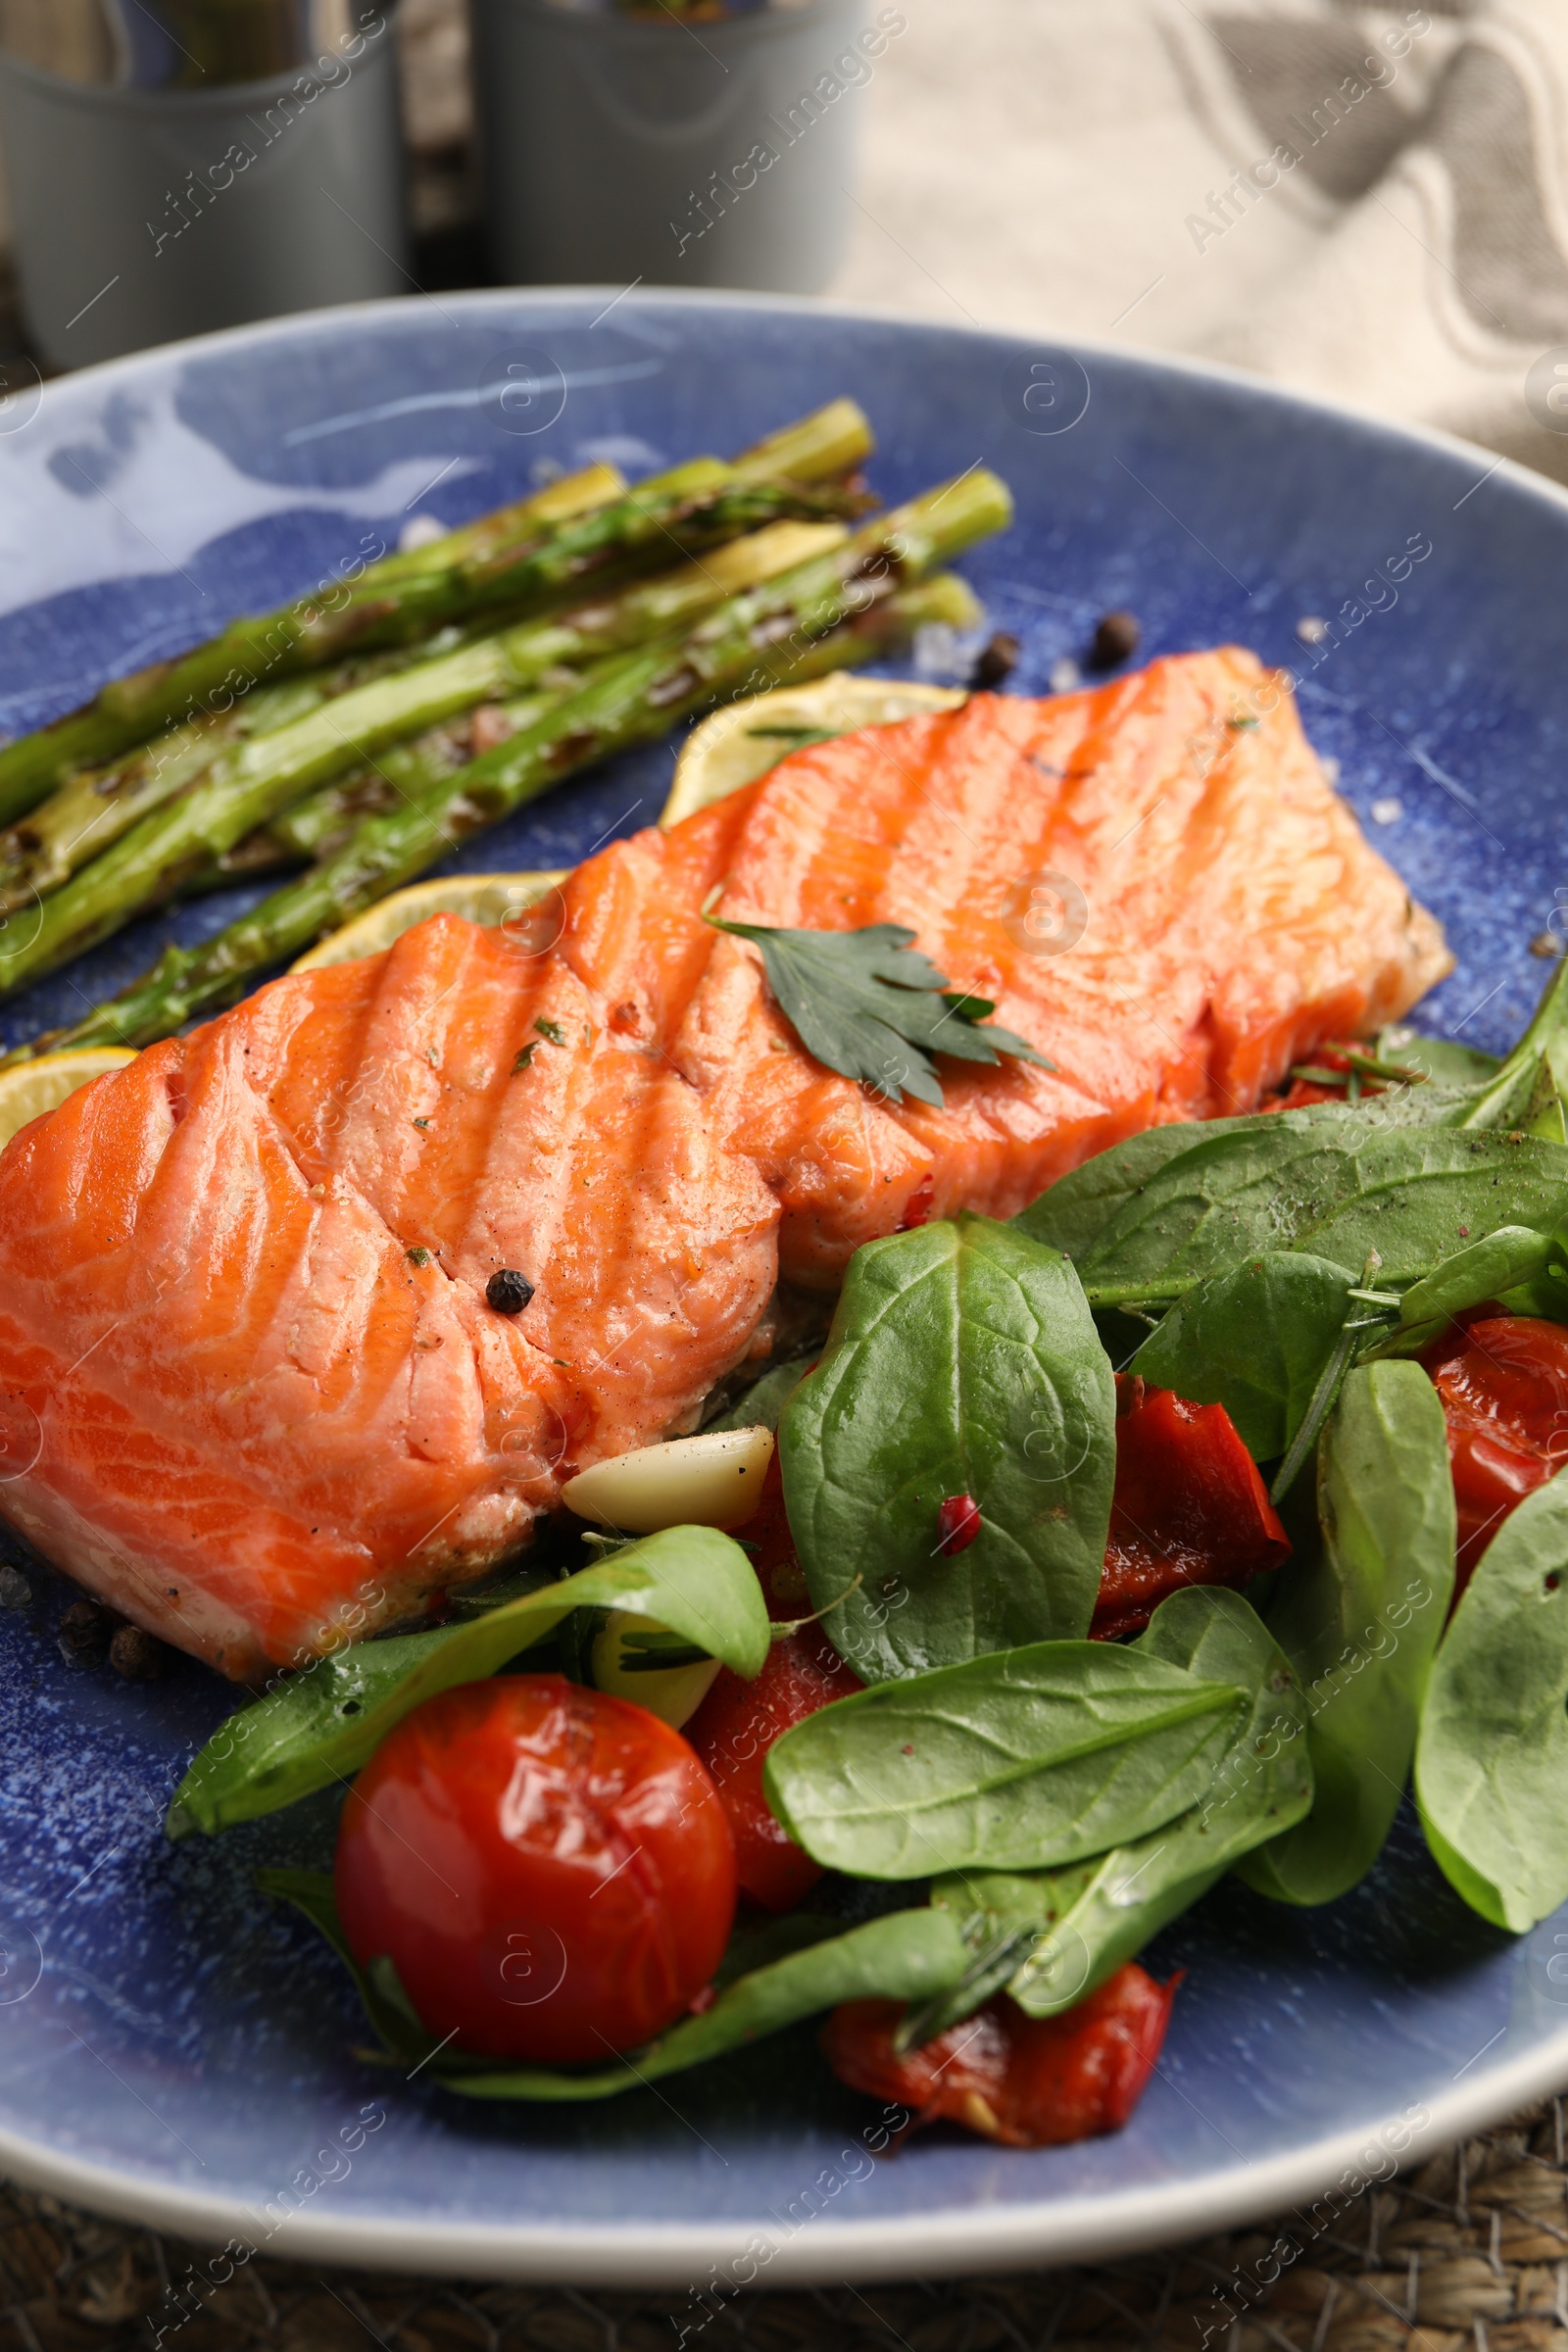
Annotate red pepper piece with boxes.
[685,1632,863,1911]
[1270,1042,1358,1112]
[937,1494,982,1555]
[821,1964,1178,2147]
[685,1441,859,1913]
[740,1447,812,1617]
[1094,1376,1292,1641]
[1424,1314,1568,1592]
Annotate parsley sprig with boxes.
[703,908,1053,1107]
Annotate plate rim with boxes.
[7,285,1568,2281]
[1,2022,1566,2283]
[11,281,1568,540]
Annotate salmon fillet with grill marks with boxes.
[0,649,1448,1676]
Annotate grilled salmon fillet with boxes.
[0,650,1448,1676]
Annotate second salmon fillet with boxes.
[0,651,1449,1675]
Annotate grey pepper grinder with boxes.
[0,1,410,369]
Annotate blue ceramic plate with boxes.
[0,292,1566,2289]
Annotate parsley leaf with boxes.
[704,913,1053,1107]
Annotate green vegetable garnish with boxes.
[1417,1469,1568,1931]
[1239,1362,1455,1906]
[780,1215,1114,1680]
[703,910,1052,1107]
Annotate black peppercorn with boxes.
[486,1268,535,1315]
[1089,610,1141,668]
[110,1626,168,1682]
[970,631,1020,690]
[59,1598,114,1656]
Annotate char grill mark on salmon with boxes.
[0,651,1449,1675]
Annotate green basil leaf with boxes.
[762,1642,1246,1880]
[1076,1126,1568,1304]
[169,1526,769,1838]
[911,1590,1312,2038]
[1238,1362,1454,1906]
[1129,1252,1356,1460]
[262,1869,965,2099]
[1415,1469,1568,1932]
[779,1213,1115,1680]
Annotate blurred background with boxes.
[0,1,1563,481]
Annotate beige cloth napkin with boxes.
[832,0,1568,485]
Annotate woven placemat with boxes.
[6,2098,1568,2352]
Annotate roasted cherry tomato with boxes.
[1425,1314,1568,1590]
[682,1450,862,1910]
[822,1964,1178,2146]
[334,1676,736,2063]
[1094,1376,1291,1641]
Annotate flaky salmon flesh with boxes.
[0,650,1449,1678]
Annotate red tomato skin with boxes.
[1425,1315,1568,1589]
[821,1964,1177,2146]
[333,1676,736,2064]
[1094,1377,1292,1640]
[685,1630,863,1912]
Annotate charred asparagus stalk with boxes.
[17,484,997,1057]
[0,464,624,830]
[0,505,857,996]
[1,518,849,912]
[0,399,871,824]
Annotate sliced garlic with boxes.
[590,1611,723,1730]
[562,1425,774,1533]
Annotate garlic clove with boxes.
[562,1425,775,1534]
[590,1611,723,1730]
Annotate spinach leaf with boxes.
[1415,1469,1568,1932]
[1076,1126,1568,1305]
[1128,1252,1356,1461]
[912,1865,1099,2042]
[761,1642,1246,1880]
[169,1526,769,1838]
[1494,1276,1568,1325]
[1013,1107,1347,1261]
[907,1589,1312,2039]
[261,1869,965,2098]
[1396,1226,1559,1331]
[778,1214,1115,1681]
[1377,1027,1498,1087]
[1448,954,1568,1135]
[1019,959,1568,1279]
[1238,1362,1454,1906]
[707,1357,812,1433]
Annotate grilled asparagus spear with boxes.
[15,479,999,1056]
[0,399,871,823]
[0,504,853,995]
[0,519,849,911]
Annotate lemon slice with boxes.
[290,872,569,972]
[662,674,967,827]
[0,1047,136,1152]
